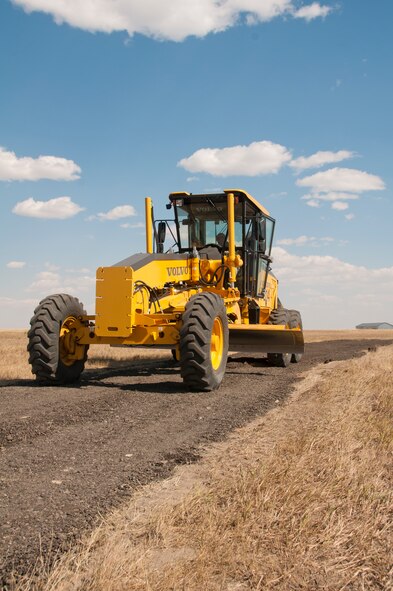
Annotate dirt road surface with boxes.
[0,338,391,586]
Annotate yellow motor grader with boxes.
[28,189,304,391]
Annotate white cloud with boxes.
[331,201,349,211]
[277,235,311,246]
[0,147,81,181]
[11,0,331,42]
[345,213,355,221]
[299,168,385,214]
[297,167,385,193]
[292,2,332,20]
[27,269,95,295]
[301,192,359,202]
[304,198,321,208]
[0,268,95,327]
[12,196,85,219]
[277,235,334,247]
[186,176,199,182]
[290,150,355,171]
[44,262,60,271]
[92,205,137,221]
[6,261,26,269]
[272,247,393,328]
[178,140,292,177]
[27,271,62,293]
[65,267,91,273]
[120,221,144,229]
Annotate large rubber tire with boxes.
[288,309,303,363]
[27,294,88,384]
[267,307,291,367]
[179,292,229,391]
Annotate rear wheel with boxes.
[27,294,88,384]
[289,309,303,363]
[267,307,291,367]
[179,292,229,391]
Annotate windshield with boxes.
[172,195,275,257]
[175,198,243,251]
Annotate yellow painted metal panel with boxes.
[133,259,191,286]
[227,192,237,286]
[145,197,153,254]
[78,322,180,346]
[96,266,134,337]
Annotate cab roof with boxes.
[168,188,270,217]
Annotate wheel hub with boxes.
[211,317,224,370]
[59,316,85,366]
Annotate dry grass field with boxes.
[303,329,393,343]
[1,328,393,381]
[9,334,393,591]
[0,330,170,381]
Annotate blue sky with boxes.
[1,0,392,328]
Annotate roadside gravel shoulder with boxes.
[1,338,392,587]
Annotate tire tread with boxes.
[267,307,292,367]
[179,292,228,391]
[27,293,88,384]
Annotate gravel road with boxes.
[0,338,391,586]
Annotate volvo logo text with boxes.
[167,266,189,277]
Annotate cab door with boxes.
[245,214,274,298]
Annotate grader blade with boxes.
[228,325,304,354]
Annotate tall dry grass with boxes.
[0,331,31,380]
[14,344,393,591]
[0,331,169,381]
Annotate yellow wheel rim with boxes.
[59,315,78,366]
[211,317,224,370]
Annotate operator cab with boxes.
[166,190,275,298]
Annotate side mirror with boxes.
[157,221,166,253]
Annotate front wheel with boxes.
[179,292,229,391]
[27,294,88,384]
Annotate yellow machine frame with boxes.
[62,190,303,365]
